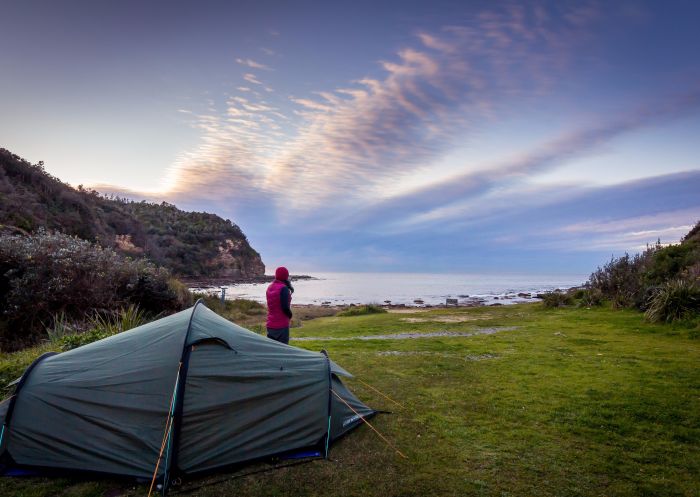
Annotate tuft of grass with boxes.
[197,294,267,328]
[337,304,388,317]
[58,305,149,350]
[45,311,74,344]
[115,305,149,332]
[645,279,700,323]
[541,291,573,308]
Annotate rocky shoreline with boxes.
[183,274,316,288]
[185,274,580,309]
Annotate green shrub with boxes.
[645,242,699,285]
[0,230,189,349]
[541,291,573,308]
[337,304,387,317]
[58,328,113,351]
[587,224,700,312]
[576,288,604,308]
[228,298,266,315]
[589,252,650,309]
[56,305,151,350]
[571,289,586,300]
[194,295,265,326]
[644,279,700,323]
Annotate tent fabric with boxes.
[330,375,375,441]
[329,360,353,378]
[0,399,8,427]
[0,302,374,485]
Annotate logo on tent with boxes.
[342,414,362,428]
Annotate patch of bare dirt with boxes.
[376,351,499,361]
[386,308,428,314]
[293,326,518,341]
[400,314,494,323]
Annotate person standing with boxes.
[266,266,294,344]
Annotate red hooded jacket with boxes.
[266,279,292,328]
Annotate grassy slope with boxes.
[0,304,698,497]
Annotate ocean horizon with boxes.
[193,271,589,306]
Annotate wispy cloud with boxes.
[236,58,271,70]
[258,4,604,212]
[160,3,604,216]
[381,90,700,230]
[243,73,263,85]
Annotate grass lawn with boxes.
[0,303,698,496]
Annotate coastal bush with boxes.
[571,289,586,300]
[644,279,700,323]
[588,252,649,309]
[337,304,387,317]
[0,230,190,349]
[576,288,604,308]
[587,223,700,313]
[645,241,699,285]
[541,291,574,308]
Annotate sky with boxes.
[2,0,699,275]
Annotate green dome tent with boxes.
[0,301,374,491]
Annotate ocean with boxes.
[194,272,588,306]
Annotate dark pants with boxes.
[267,327,289,344]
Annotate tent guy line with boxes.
[331,389,407,459]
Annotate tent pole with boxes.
[161,299,203,494]
[321,350,332,459]
[147,362,181,497]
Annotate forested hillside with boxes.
[0,148,264,278]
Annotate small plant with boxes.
[337,304,387,317]
[576,288,604,308]
[229,298,266,315]
[248,323,266,334]
[56,305,150,351]
[116,305,148,332]
[58,328,113,350]
[541,291,573,308]
[87,312,121,336]
[644,279,700,323]
[45,311,74,344]
[88,305,148,335]
[571,289,586,300]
